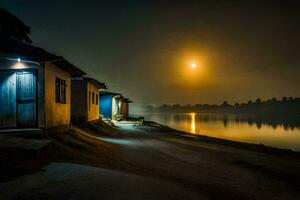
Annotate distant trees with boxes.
[221,101,229,107]
[0,8,32,43]
[254,98,262,104]
[146,97,300,115]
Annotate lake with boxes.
[133,113,300,151]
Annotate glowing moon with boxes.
[191,63,197,68]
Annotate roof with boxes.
[85,77,107,89]
[100,91,122,98]
[51,59,86,77]
[99,91,132,102]
[122,98,133,103]
[0,38,86,76]
[72,77,107,89]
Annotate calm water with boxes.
[134,113,300,151]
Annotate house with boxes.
[71,77,106,122]
[99,92,123,120]
[0,39,85,134]
[120,98,132,119]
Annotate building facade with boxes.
[0,40,85,134]
[120,98,132,119]
[99,92,123,120]
[71,77,106,121]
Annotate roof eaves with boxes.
[51,58,86,77]
[85,77,107,89]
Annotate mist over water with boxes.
[134,113,300,151]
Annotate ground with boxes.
[1,121,300,200]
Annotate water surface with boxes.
[134,113,300,151]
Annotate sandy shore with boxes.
[1,121,300,200]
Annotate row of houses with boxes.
[0,39,132,134]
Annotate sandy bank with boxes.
[1,121,300,200]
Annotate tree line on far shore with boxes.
[145,97,300,115]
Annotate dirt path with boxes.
[0,162,203,200]
[1,125,300,200]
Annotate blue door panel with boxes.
[0,71,17,128]
[17,71,37,128]
[100,95,112,119]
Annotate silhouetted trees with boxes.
[145,97,300,115]
[0,8,32,43]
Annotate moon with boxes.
[191,63,197,68]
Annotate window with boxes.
[92,92,95,104]
[96,94,98,105]
[88,91,91,110]
[56,78,67,103]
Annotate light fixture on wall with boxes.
[13,58,26,69]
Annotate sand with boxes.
[0,121,300,200]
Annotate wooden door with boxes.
[0,71,17,128]
[17,71,37,128]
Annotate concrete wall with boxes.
[71,80,87,121]
[87,82,99,121]
[44,62,71,129]
[37,63,45,129]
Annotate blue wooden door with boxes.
[0,71,17,128]
[17,71,37,128]
[99,95,112,119]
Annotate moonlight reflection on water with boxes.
[135,113,300,151]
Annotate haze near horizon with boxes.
[2,0,299,108]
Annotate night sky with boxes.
[2,0,300,110]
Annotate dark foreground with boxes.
[1,121,300,200]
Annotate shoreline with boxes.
[134,111,300,115]
[141,121,300,158]
[1,120,300,199]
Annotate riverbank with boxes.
[134,112,300,151]
[141,121,300,157]
[1,120,300,200]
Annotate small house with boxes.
[0,39,85,134]
[71,77,106,122]
[99,92,123,120]
[120,98,132,119]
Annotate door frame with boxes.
[16,69,38,128]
